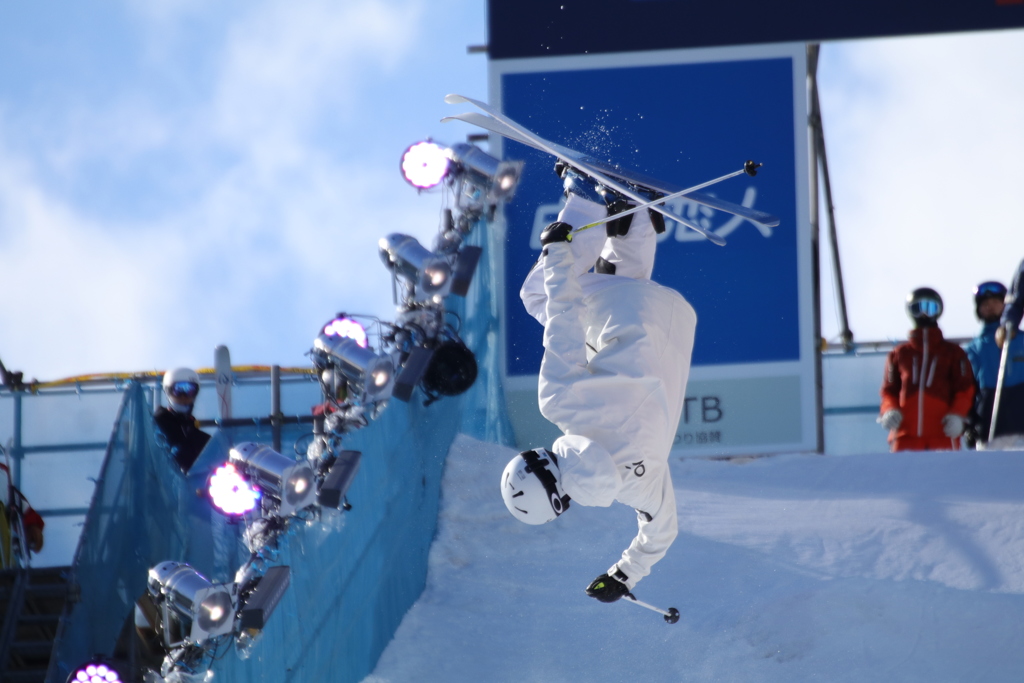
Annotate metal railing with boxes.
[823,336,972,356]
[0,368,322,558]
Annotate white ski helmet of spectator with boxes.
[163,367,200,412]
[500,448,570,525]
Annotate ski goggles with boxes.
[167,381,199,400]
[974,281,1007,300]
[521,448,570,517]
[909,297,942,319]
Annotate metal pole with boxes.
[271,365,282,452]
[988,321,1014,444]
[808,43,854,352]
[808,44,826,454]
[12,392,22,490]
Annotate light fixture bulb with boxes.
[322,316,368,348]
[68,661,123,683]
[209,463,261,515]
[427,266,448,287]
[401,141,450,189]
[197,590,233,632]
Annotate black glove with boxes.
[540,221,574,245]
[585,570,630,603]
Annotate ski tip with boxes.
[665,607,680,624]
[444,93,468,105]
[706,232,727,247]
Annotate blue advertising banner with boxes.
[488,44,816,455]
[501,57,797,375]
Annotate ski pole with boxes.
[623,593,680,624]
[988,321,1015,444]
[571,161,762,236]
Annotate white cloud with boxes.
[0,136,183,377]
[0,0,458,380]
[212,0,422,148]
[818,29,1024,343]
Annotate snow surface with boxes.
[363,435,1024,682]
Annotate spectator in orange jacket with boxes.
[879,287,975,452]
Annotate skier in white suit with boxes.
[502,190,697,603]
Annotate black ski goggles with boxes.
[168,381,199,400]
[909,297,942,319]
[521,449,570,517]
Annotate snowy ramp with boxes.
[366,437,1024,682]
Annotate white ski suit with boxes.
[520,194,696,589]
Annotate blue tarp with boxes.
[47,223,513,682]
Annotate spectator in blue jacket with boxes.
[965,280,1024,446]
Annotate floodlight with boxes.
[379,233,453,302]
[314,332,395,403]
[208,462,261,516]
[401,141,450,189]
[147,561,236,646]
[422,338,477,398]
[447,142,523,202]
[317,449,362,509]
[67,659,125,683]
[239,565,291,631]
[230,442,317,517]
[321,316,368,348]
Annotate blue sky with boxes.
[0,2,1021,379]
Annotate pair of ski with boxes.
[442,93,780,246]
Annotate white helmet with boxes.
[500,449,570,525]
[163,367,200,412]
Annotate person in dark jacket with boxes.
[967,280,1024,446]
[879,288,975,452]
[154,367,210,472]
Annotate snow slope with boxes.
[363,436,1024,682]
